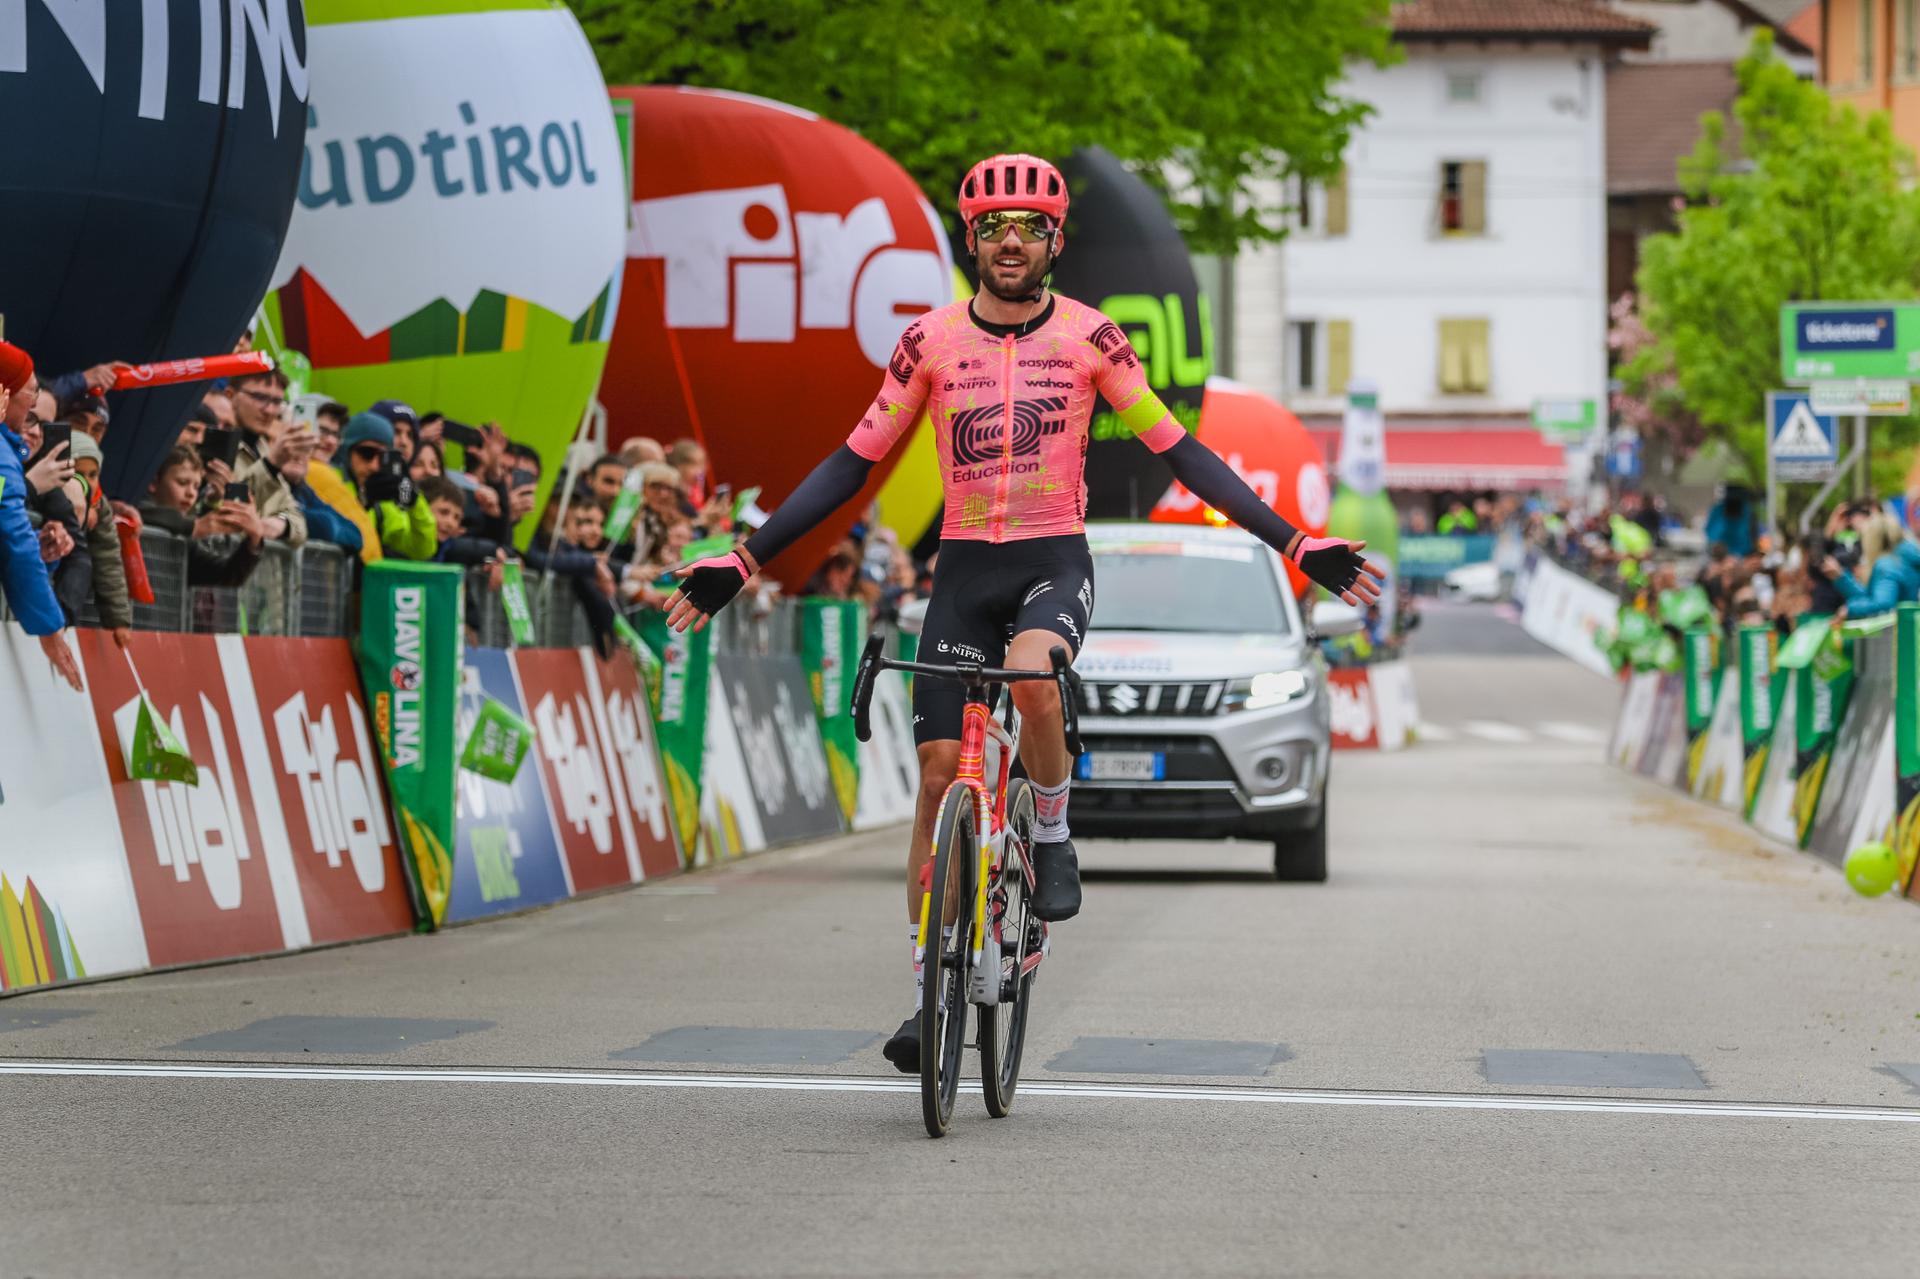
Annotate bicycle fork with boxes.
[968,786,1000,1007]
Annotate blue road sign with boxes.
[1766,391,1837,480]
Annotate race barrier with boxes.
[1518,555,1619,677]
[1328,660,1419,751]
[1606,603,1918,904]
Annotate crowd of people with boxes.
[1,333,930,677]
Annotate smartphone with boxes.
[714,483,732,506]
[440,419,485,449]
[223,481,251,503]
[511,467,538,491]
[200,426,242,468]
[31,421,72,467]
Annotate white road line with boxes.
[1461,720,1533,744]
[3,1059,1917,1125]
[1537,722,1607,745]
[1415,722,1457,742]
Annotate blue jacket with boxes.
[0,423,66,635]
[1835,542,1920,618]
[294,481,364,554]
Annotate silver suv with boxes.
[1068,523,1354,881]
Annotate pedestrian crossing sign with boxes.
[1766,391,1836,480]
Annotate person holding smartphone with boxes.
[226,367,309,548]
[330,412,436,561]
[0,343,84,692]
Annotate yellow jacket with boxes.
[305,461,382,564]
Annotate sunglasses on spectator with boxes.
[352,444,387,461]
[973,211,1055,243]
[238,388,286,407]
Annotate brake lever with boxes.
[851,630,885,743]
[1049,646,1083,758]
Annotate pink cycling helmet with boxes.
[958,153,1069,225]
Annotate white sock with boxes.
[1033,776,1071,843]
[912,925,954,1013]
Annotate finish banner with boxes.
[636,612,711,861]
[1894,605,1920,895]
[358,563,465,928]
[1737,626,1777,819]
[799,600,862,824]
[1781,617,1853,847]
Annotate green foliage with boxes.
[1635,30,1920,494]
[565,0,1396,254]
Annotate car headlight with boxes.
[1219,669,1309,713]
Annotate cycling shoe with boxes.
[1030,838,1082,921]
[883,1015,920,1074]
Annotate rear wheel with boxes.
[1273,804,1328,882]
[920,783,976,1138]
[980,778,1038,1118]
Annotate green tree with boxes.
[564,0,1395,254]
[1631,31,1920,495]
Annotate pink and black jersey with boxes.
[847,295,1186,542]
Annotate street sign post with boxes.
[1532,397,1596,443]
[1765,390,1841,535]
[1780,302,1920,383]
[1809,378,1912,416]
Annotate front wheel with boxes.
[980,777,1038,1118]
[920,782,977,1138]
[1273,804,1328,883]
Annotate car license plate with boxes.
[1076,751,1164,781]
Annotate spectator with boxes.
[633,461,683,560]
[61,434,133,646]
[202,387,237,429]
[619,436,667,467]
[331,412,436,560]
[140,444,268,586]
[410,438,444,484]
[803,547,859,599]
[1830,508,1920,619]
[1437,499,1477,535]
[59,392,109,443]
[528,494,618,655]
[621,516,693,613]
[314,400,350,462]
[371,399,417,464]
[0,342,84,689]
[421,475,508,566]
[587,453,628,505]
[1705,484,1759,558]
[226,366,309,548]
[666,437,711,508]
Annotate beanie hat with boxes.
[334,411,394,468]
[67,434,105,467]
[0,342,33,395]
[368,399,418,431]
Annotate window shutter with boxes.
[1324,168,1348,237]
[1465,318,1490,391]
[1460,161,1487,234]
[1439,320,1465,392]
[1326,320,1352,395]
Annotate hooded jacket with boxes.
[0,422,66,635]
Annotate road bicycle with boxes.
[851,632,1083,1138]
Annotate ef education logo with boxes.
[1798,309,1894,351]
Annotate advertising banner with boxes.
[717,656,844,845]
[1692,668,1746,810]
[854,669,918,830]
[1644,674,1691,788]
[800,600,863,823]
[1520,558,1619,677]
[1786,621,1853,847]
[700,674,768,864]
[1845,720,1898,860]
[0,628,148,991]
[513,647,678,892]
[1749,678,1799,844]
[1682,628,1719,791]
[358,562,464,928]
[1609,671,1661,769]
[1894,605,1920,894]
[449,648,572,923]
[635,612,710,859]
[1810,628,1895,866]
[1737,627,1777,818]
[1326,667,1377,750]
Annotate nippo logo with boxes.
[632,183,946,366]
[111,694,254,911]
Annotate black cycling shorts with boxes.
[912,534,1093,745]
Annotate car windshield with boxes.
[1088,539,1291,635]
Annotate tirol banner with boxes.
[716,656,844,845]
[0,0,309,502]
[1051,146,1212,521]
[1781,617,1853,847]
[799,599,863,824]
[608,85,952,590]
[358,562,464,927]
[449,648,572,923]
[1894,605,1920,895]
[262,0,627,541]
[1682,627,1719,792]
[635,611,711,860]
[1737,626,1776,819]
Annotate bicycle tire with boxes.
[979,776,1038,1118]
[920,782,976,1138]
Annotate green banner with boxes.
[800,599,863,824]
[636,611,711,862]
[498,560,535,647]
[1788,617,1853,846]
[358,562,464,928]
[459,696,534,784]
[1682,627,1719,793]
[1895,605,1920,894]
[1737,626,1776,819]
[604,470,644,547]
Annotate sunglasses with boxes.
[974,211,1055,244]
[352,444,388,461]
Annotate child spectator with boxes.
[140,444,267,586]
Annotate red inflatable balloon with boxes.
[605,86,952,588]
[1151,378,1331,595]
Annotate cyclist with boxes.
[667,153,1382,1072]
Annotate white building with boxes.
[1228,0,1654,501]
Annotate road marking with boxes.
[3,1060,1918,1125]
[1462,720,1532,744]
[1537,722,1606,745]
[1415,722,1456,742]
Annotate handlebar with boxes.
[850,630,1082,758]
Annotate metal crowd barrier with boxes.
[49,530,358,638]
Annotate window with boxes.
[1445,72,1482,104]
[1286,319,1351,397]
[1864,0,1878,84]
[1900,0,1920,78]
[1438,318,1490,394]
[1324,167,1348,236]
[1288,169,1349,236]
[1437,160,1486,235]
[1287,173,1312,231]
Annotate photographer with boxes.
[331,413,437,561]
[226,367,309,548]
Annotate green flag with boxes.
[605,468,645,547]
[499,560,535,647]
[459,696,535,784]
[128,695,199,787]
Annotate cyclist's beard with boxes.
[975,241,1051,302]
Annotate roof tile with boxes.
[1394,0,1657,43]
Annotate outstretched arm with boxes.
[666,319,932,632]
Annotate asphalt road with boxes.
[5,601,1920,1278]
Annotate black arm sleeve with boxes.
[1160,433,1300,555]
[742,445,876,567]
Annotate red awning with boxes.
[1305,424,1568,492]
